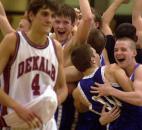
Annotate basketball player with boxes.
[0,1,43,127]
[71,43,133,130]
[92,24,142,130]
[0,0,67,130]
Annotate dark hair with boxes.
[115,23,138,42]
[27,0,58,17]
[71,44,93,72]
[87,28,106,55]
[55,4,77,24]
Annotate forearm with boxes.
[110,88,142,106]
[55,86,68,105]
[74,0,93,44]
[102,0,124,25]
[132,0,142,20]
[79,0,93,22]
[0,16,14,35]
[0,89,19,109]
[0,1,6,16]
[132,0,142,35]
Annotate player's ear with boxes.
[91,56,96,64]
[28,11,34,22]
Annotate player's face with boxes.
[114,39,135,69]
[30,8,55,34]
[53,16,74,43]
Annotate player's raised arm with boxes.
[0,1,15,36]
[102,0,129,35]
[132,0,142,48]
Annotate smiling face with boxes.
[53,15,74,43]
[29,8,55,34]
[114,38,136,69]
[27,0,58,35]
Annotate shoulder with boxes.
[109,63,122,71]
[105,63,124,75]
[1,32,17,52]
[4,32,17,40]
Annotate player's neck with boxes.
[124,61,137,77]
[83,66,98,77]
[27,31,47,45]
[56,33,72,45]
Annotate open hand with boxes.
[99,105,120,125]
[13,103,42,128]
[90,82,113,97]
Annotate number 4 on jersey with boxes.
[32,74,40,95]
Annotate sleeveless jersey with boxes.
[1,31,58,115]
[109,63,142,130]
[76,66,120,130]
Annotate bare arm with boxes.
[102,0,129,35]
[93,65,142,106]
[63,0,93,57]
[54,40,68,105]
[132,0,142,48]
[65,65,83,82]
[0,1,15,36]
[72,87,89,113]
[109,65,142,106]
[112,64,133,92]
[0,1,6,16]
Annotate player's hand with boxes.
[99,105,120,125]
[90,82,113,97]
[13,103,42,128]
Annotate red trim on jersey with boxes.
[1,65,11,116]
[8,32,20,66]
[1,32,20,116]
[0,116,8,127]
[22,31,49,49]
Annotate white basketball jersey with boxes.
[1,31,58,113]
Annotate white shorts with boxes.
[3,86,58,130]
